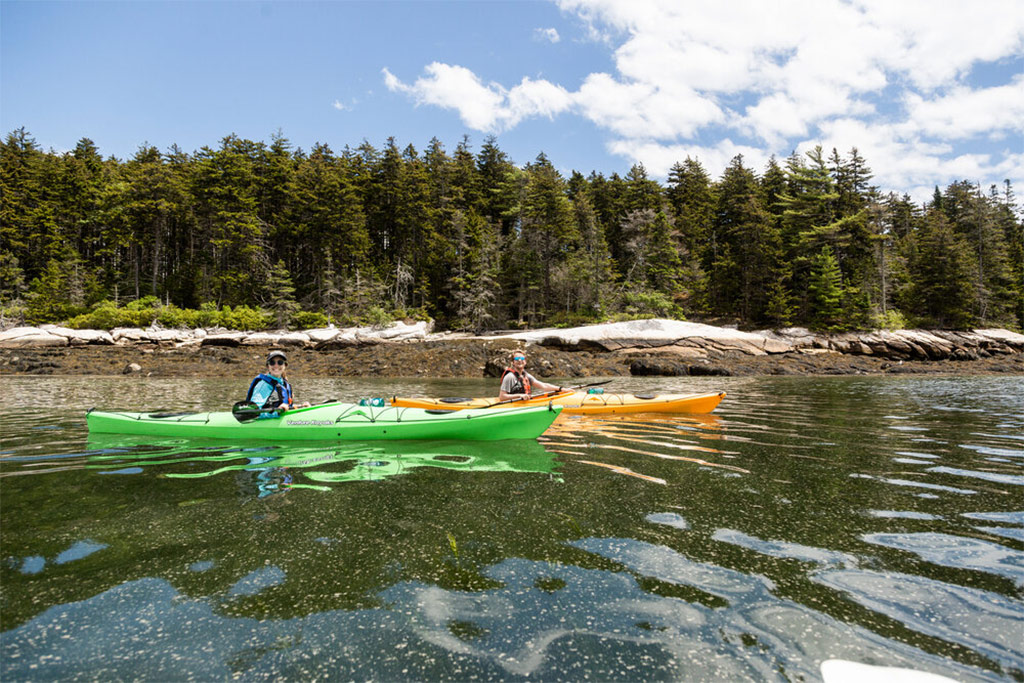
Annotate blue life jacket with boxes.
[245,373,293,410]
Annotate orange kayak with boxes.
[391,390,725,415]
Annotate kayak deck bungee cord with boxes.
[87,401,562,441]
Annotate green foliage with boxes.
[0,304,27,326]
[266,259,300,328]
[547,311,606,328]
[905,210,978,329]
[764,278,794,327]
[220,305,274,331]
[807,246,845,330]
[870,309,908,330]
[127,295,160,311]
[0,251,26,305]
[362,306,393,329]
[3,127,1021,333]
[617,289,683,319]
[66,301,142,329]
[65,300,274,331]
[292,310,329,329]
[25,258,88,324]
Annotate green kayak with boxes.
[87,402,561,441]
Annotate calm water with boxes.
[1,375,1022,681]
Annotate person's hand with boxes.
[299,401,311,408]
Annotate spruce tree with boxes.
[266,259,299,328]
[807,246,844,330]
[907,210,977,328]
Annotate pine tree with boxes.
[711,156,781,321]
[0,251,26,307]
[266,259,299,328]
[807,246,844,330]
[907,210,977,328]
[942,181,1015,325]
[516,153,578,322]
[995,180,1024,327]
[666,157,715,279]
[190,135,268,305]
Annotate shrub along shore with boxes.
[2,319,1022,378]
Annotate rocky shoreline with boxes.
[2,319,1023,378]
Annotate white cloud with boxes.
[534,27,561,43]
[383,66,572,132]
[608,138,773,179]
[506,77,574,124]
[385,0,1024,197]
[904,76,1024,140]
[575,73,723,139]
[332,100,347,111]
[383,64,508,130]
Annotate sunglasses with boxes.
[268,359,287,366]
[513,356,526,361]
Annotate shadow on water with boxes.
[1,375,1022,681]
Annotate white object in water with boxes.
[821,659,958,683]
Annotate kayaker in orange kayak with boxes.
[499,351,562,402]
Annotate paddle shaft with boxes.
[481,379,613,409]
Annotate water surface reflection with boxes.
[2,375,1022,680]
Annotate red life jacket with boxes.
[501,367,531,395]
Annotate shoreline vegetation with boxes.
[2,130,1022,346]
[3,319,1022,378]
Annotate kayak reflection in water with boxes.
[235,463,293,499]
[499,351,562,402]
[245,350,311,414]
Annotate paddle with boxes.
[232,398,337,422]
[476,379,613,409]
[231,401,282,423]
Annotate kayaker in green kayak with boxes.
[245,350,311,413]
[499,351,562,402]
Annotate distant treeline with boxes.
[1,127,1022,332]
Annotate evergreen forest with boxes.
[2,128,1022,333]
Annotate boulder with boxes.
[976,328,1024,350]
[146,329,190,343]
[111,327,149,343]
[628,358,732,376]
[305,327,340,344]
[629,358,687,376]
[316,330,360,349]
[277,332,311,347]
[371,320,432,342]
[201,332,246,347]
[68,329,116,345]
[0,327,68,348]
[496,318,791,354]
[895,330,955,360]
[241,332,282,346]
[757,327,819,350]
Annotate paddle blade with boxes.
[232,401,263,423]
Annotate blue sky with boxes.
[2,0,1022,204]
